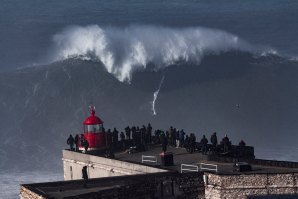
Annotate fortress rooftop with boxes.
[115,144,298,174]
[21,144,298,199]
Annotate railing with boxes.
[180,163,218,173]
[199,163,218,172]
[142,155,158,165]
[180,164,199,173]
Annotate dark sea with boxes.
[1,1,298,198]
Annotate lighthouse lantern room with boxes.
[80,105,107,151]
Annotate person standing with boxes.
[74,134,79,152]
[67,134,75,151]
[147,123,152,143]
[162,136,168,153]
[120,131,125,149]
[176,129,180,148]
[201,135,208,155]
[172,128,177,147]
[210,132,218,153]
[189,133,196,153]
[179,129,185,147]
[239,139,246,146]
[131,126,136,143]
[82,166,88,188]
[125,126,131,140]
[113,128,119,143]
[222,134,231,153]
[81,138,89,153]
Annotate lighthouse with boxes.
[79,105,108,151]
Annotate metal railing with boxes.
[142,155,158,165]
[180,164,199,173]
[180,163,218,173]
[199,163,218,172]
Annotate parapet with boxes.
[21,171,205,199]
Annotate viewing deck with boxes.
[20,144,298,199]
[115,144,298,175]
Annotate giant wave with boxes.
[51,25,277,82]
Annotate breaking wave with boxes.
[51,25,277,82]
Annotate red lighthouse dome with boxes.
[83,108,103,125]
[79,105,108,151]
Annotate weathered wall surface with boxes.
[62,150,168,180]
[205,173,298,199]
[62,172,205,199]
[20,186,46,199]
[20,172,205,199]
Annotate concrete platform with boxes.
[115,144,298,175]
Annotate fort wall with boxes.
[20,186,46,199]
[205,172,298,199]
[62,150,168,180]
[20,172,205,199]
[21,149,298,198]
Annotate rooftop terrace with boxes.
[21,145,298,199]
[115,144,298,175]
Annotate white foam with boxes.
[51,25,275,82]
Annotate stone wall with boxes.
[20,168,298,199]
[205,172,298,199]
[62,150,168,180]
[20,186,46,199]
[63,172,205,199]
[20,172,205,199]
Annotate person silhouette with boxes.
[82,166,88,188]
[67,134,75,151]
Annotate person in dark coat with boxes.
[179,129,185,147]
[125,126,131,140]
[211,132,218,146]
[82,166,88,188]
[184,135,190,149]
[141,125,146,144]
[222,134,231,153]
[189,133,196,153]
[113,128,119,144]
[210,132,218,153]
[106,129,112,147]
[168,126,173,146]
[201,135,208,155]
[131,126,136,143]
[147,123,152,143]
[74,134,79,151]
[81,138,89,153]
[136,126,141,144]
[120,131,125,149]
[239,139,246,146]
[67,134,75,151]
[162,136,168,153]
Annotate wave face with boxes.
[51,25,276,82]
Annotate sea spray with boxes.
[152,76,165,115]
[51,25,276,82]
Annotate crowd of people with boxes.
[66,124,246,155]
[66,124,247,188]
[66,134,89,152]
[151,127,246,155]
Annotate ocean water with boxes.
[0,171,62,199]
[1,0,298,71]
[1,0,298,198]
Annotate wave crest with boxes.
[52,25,275,82]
